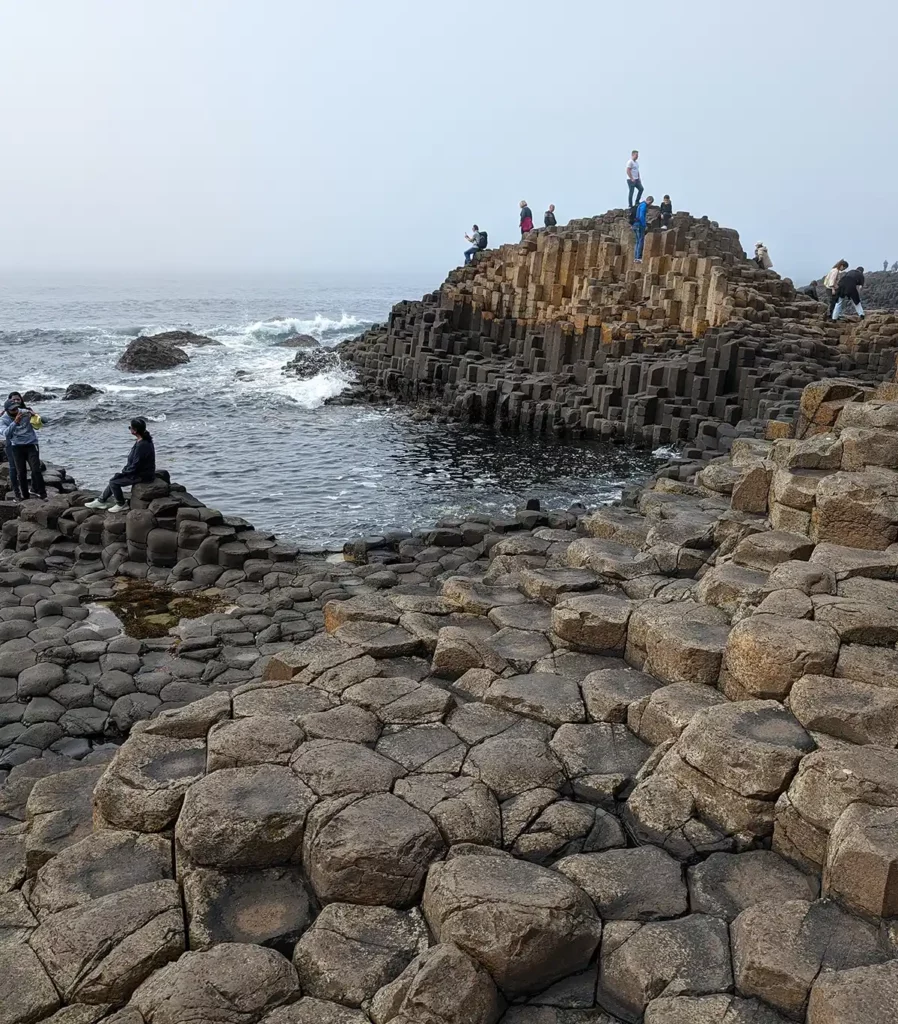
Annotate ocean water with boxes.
[1,272,659,549]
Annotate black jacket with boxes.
[544,210,557,227]
[122,437,156,480]
[837,270,864,295]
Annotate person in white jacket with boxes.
[754,242,772,270]
[823,260,848,319]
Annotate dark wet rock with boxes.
[146,329,221,347]
[117,336,191,372]
[283,347,341,380]
[276,333,320,349]
[62,383,104,401]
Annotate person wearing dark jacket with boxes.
[799,281,821,301]
[544,204,557,227]
[659,195,673,230]
[85,418,156,513]
[1,397,47,500]
[832,267,866,321]
[519,201,534,235]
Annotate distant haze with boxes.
[1,0,894,284]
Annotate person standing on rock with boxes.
[1,391,29,499]
[632,196,653,263]
[823,260,848,319]
[85,417,156,514]
[626,150,643,208]
[519,201,534,236]
[832,266,866,321]
[1,398,46,500]
[463,225,485,266]
[544,204,557,228]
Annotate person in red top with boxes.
[519,200,534,235]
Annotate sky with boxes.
[0,0,895,284]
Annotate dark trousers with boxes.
[633,222,646,261]
[660,212,671,230]
[100,472,140,505]
[827,290,839,318]
[11,444,46,499]
[628,178,643,207]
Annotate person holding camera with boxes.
[85,417,156,513]
[1,395,46,500]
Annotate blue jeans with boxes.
[628,178,643,207]
[633,222,646,261]
[464,246,479,265]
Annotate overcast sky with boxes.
[1,0,895,283]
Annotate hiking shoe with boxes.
[85,498,109,510]
[107,503,129,514]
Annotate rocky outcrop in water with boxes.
[62,383,103,401]
[117,336,191,372]
[276,333,320,348]
[283,346,341,381]
[2,375,898,1023]
[340,210,898,456]
[148,329,221,347]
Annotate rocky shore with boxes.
[2,366,898,1022]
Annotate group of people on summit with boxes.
[1,390,157,507]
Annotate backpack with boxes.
[477,231,488,249]
[628,204,640,225]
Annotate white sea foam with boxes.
[652,444,682,459]
[244,313,368,342]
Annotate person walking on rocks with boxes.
[85,417,156,513]
[823,260,848,319]
[544,204,557,228]
[463,225,487,266]
[799,281,821,301]
[832,266,866,321]
[626,150,643,208]
[632,195,653,263]
[659,195,673,230]
[754,242,772,270]
[1,397,46,500]
[519,201,534,236]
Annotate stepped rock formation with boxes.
[340,211,898,454]
[2,375,898,1022]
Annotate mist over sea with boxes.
[1,271,659,548]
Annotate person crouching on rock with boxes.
[1,397,46,500]
[85,417,156,513]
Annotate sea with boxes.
[0,272,661,550]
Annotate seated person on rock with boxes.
[659,195,673,230]
[86,417,156,513]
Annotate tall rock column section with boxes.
[340,210,898,453]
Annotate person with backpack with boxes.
[630,195,653,263]
[463,225,487,265]
[832,267,866,321]
[626,150,643,208]
[1,397,46,500]
[659,195,673,230]
[519,201,534,236]
[85,417,156,513]
[754,242,773,270]
[823,260,848,319]
[544,204,557,228]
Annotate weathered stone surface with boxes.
[29,879,185,1004]
[206,715,304,771]
[555,846,686,920]
[645,995,791,1024]
[342,675,452,725]
[731,898,893,1019]
[732,531,814,571]
[25,763,105,872]
[175,765,316,869]
[687,850,818,921]
[368,942,503,1024]
[550,722,652,805]
[304,793,445,907]
[814,468,898,550]
[823,802,898,918]
[28,828,172,918]
[551,594,634,654]
[261,999,370,1024]
[0,942,60,1024]
[291,739,404,797]
[807,961,898,1024]
[464,736,564,800]
[598,915,733,1021]
[581,667,663,723]
[394,773,501,847]
[723,615,839,701]
[423,853,602,996]
[183,865,312,950]
[628,683,727,746]
[293,903,429,1008]
[484,672,585,726]
[789,673,898,745]
[130,943,299,1023]
[93,730,207,832]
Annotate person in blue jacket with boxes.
[1,396,47,500]
[85,417,156,513]
[1,392,28,498]
[632,195,653,263]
